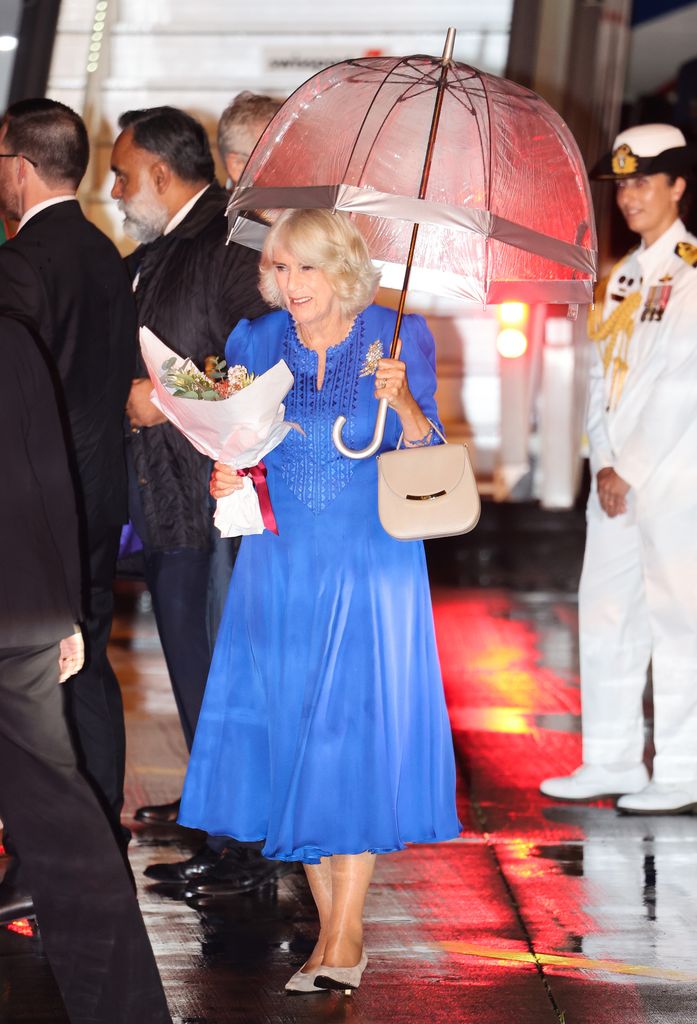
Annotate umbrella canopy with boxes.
[227,44,597,307]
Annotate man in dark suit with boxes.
[0,312,171,1024]
[0,100,136,890]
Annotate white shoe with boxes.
[540,762,649,801]
[617,781,697,815]
[314,950,368,994]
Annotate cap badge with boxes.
[611,144,639,176]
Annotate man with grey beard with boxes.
[110,107,275,894]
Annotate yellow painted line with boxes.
[439,942,697,983]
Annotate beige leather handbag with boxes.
[376,423,480,541]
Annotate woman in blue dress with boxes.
[179,209,460,993]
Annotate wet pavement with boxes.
[2,545,697,1023]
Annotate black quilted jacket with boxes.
[126,183,269,550]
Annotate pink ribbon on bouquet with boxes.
[237,461,278,535]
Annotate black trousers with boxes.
[142,545,211,750]
[0,643,171,1024]
[63,523,126,834]
[128,457,237,751]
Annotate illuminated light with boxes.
[496,327,527,359]
[89,42,101,52]
[95,10,107,19]
[87,63,98,72]
[497,301,528,327]
[0,35,18,52]
[96,1,108,9]
[6,918,34,938]
[448,705,531,734]
[92,31,104,41]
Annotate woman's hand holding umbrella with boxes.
[373,341,432,444]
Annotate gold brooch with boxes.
[359,339,383,377]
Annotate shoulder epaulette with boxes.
[675,241,697,267]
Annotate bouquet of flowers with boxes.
[140,326,296,537]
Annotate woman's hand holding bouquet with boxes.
[210,462,245,498]
[140,327,296,536]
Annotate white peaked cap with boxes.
[612,123,687,157]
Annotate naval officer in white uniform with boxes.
[541,124,697,813]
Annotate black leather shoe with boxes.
[134,798,181,824]
[186,854,295,897]
[144,844,223,883]
[0,883,35,925]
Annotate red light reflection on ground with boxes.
[431,588,599,952]
[433,590,577,714]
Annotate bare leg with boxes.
[302,858,332,972]
[322,851,376,967]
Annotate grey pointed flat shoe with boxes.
[314,950,368,994]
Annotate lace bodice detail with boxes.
[280,315,366,514]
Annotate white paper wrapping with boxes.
[139,326,296,537]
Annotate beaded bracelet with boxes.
[403,426,434,448]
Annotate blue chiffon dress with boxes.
[178,303,460,863]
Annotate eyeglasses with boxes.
[0,153,38,166]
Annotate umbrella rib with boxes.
[479,67,495,297]
[339,55,436,191]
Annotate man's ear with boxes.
[224,153,246,188]
[151,160,172,194]
[672,175,687,205]
[16,155,31,186]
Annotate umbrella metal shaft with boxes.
[388,27,456,360]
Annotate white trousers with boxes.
[579,493,697,783]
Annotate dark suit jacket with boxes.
[0,315,82,647]
[0,200,137,534]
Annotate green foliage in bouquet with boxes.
[160,356,255,400]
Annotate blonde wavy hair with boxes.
[259,209,381,318]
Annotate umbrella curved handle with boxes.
[332,398,389,460]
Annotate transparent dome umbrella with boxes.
[227,28,597,459]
